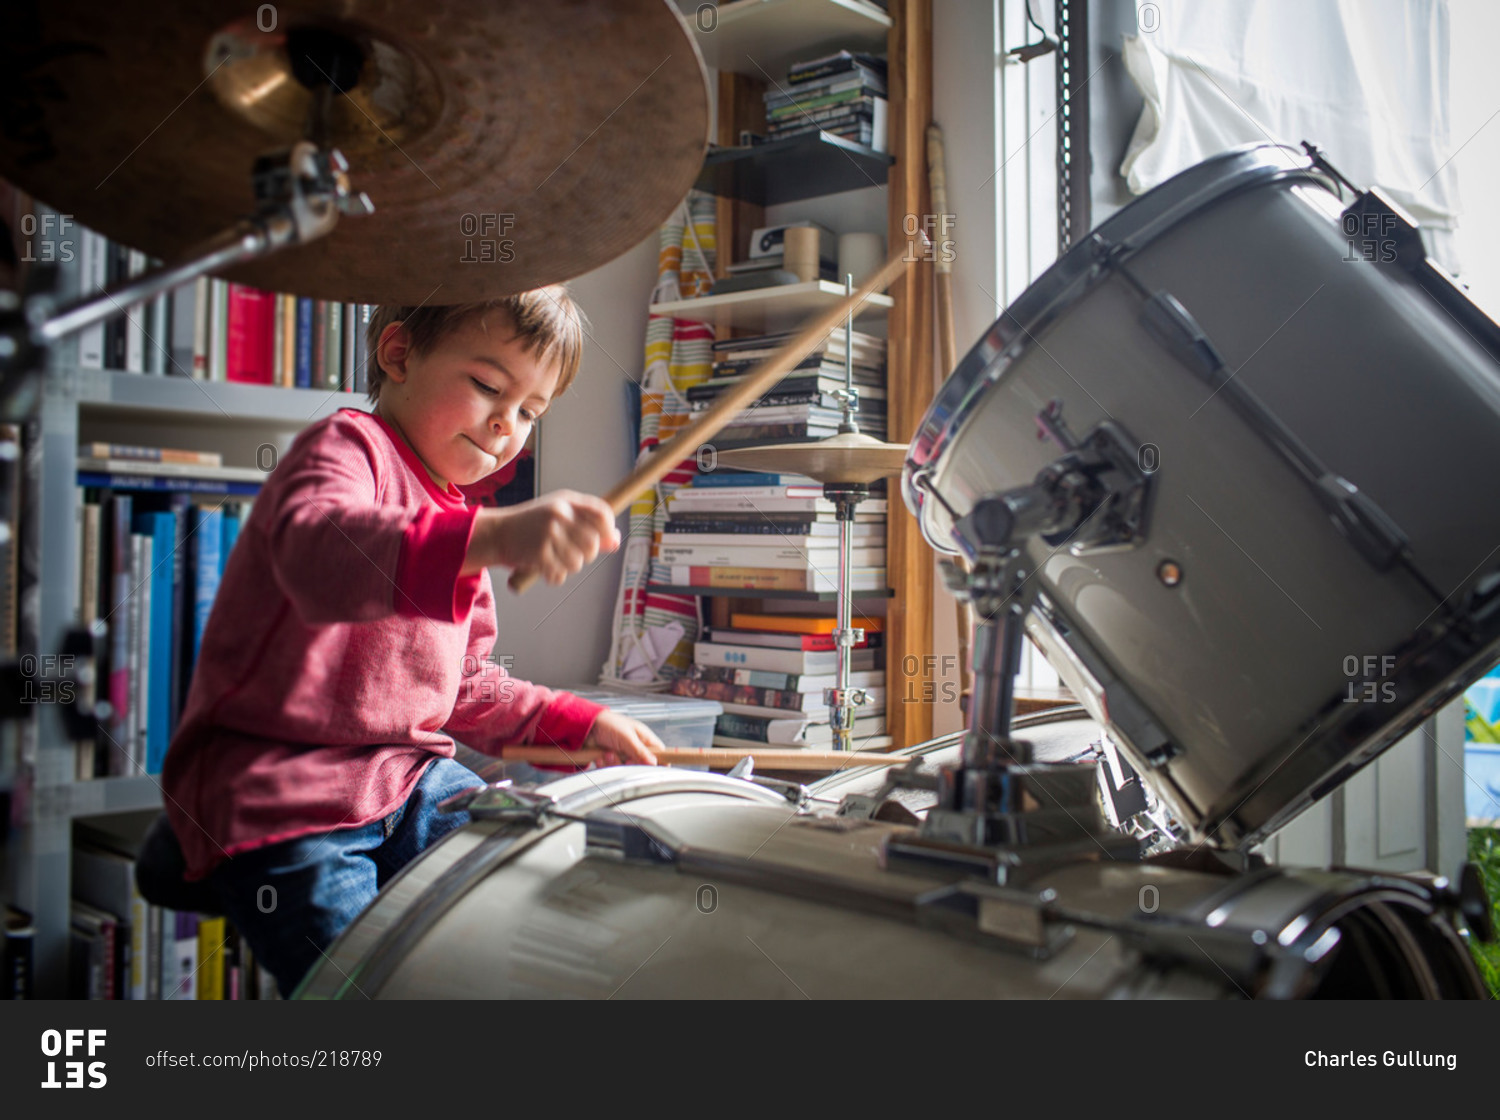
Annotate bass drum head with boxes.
[904,143,1500,848]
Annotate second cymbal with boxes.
[714,431,909,485]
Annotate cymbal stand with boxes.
[825,276,868,750]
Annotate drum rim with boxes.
[902,141,1330,553]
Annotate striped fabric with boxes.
[602,191,718,684]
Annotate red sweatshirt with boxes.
[161,408,605,880]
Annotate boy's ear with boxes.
[377,322,412,382]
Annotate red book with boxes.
[225,285,277,383]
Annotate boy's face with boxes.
[375,315,560,490]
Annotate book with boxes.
[342,301,357,391]
[71,844,146,1000]
[659,530,885,549]
[209,279,229,380]
[663,514,883,533]
[162,910,199,1000]
[353,303,372,393]
[69,900,118,999]
[311,300,327,387]
[710,325,884,352]
[766,74,884,109]
[105,494,133,775]
[658,544,886,569]
[78,458,264,481]
[294,297,315,388]
[673,676,885,713]
[272,291,286,385]
[132,511,175,774]
[82,442,223,467]
[704,627,883,652]
[3,907,34,999]
[693,640,879,675]
[323,299,344,388]
[226,284,276,383]
[787,49,888,87]
[714,711,888,746]
[713,732,893,751]
[690,471,819,488]
[190,505,224,665]
[191,276,210,379]
[720,700,886,723]
[169,277,196,376]
[768,89,885,120]
[77,232,105,368]
[667,496,887,516]
[672,484,825,501]
[729,612,884,634]
[125,249,146,373]
[76,471,263,497]
[129,532,150,772]
[686,663,884,693]
[197,917,227,1000]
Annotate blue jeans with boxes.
[209,757,484,998]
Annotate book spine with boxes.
[671,679,815,711]
[192,507,224,664]
[191,276,210,379]
[226,285,276,383]
[128,894,147,1000]
[131,533,151,772]
[323,300,343,388]
[148,284,170,374]
[145,906,161,1000]
[197,917,226,1000]
[353,303,371,394]
[76,472,263,497]
[295,298,314,388]
[272,291,286,386]
[125,250,146,373]
[77,232,105,368]
[658,545,885,569]
[311,300,327,387]
[342,301,357,391]
[106,242,128,369]
[209,279,229,380]
[107,495,133,775]
[169,276,197,376]
[714,712,773,743]
[672,566,814,592]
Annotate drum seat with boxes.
[134,813,224,916]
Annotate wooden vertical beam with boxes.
[714,71,767,288]
[884,0,935,747]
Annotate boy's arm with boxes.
[266,421,482,625]
[441,578,606,757]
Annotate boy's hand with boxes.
[471,490,621,584]
[583,711,663,767]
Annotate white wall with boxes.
[1448,0,1500,318]
[488,233,661,688]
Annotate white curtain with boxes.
[1120,0,1459,270]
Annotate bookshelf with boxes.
[15,350,363,996]
[657,0,934,747]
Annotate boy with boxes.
[159,285,662,997]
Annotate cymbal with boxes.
[714,431,909,485]
[0,1,709,304]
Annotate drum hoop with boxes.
[904,143,1331,552]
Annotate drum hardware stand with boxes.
[825,274,871,751]
[887,414,1155,881]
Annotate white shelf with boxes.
[47,775,164,819]
[48,368,369,428]
[682,0,891,79]
[651,279,892,331]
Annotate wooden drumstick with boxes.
[497,744,910,771]
[507,240,924,593]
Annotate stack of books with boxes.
[760,50,889,152]
[67,821,276,999]
[672,613,891,749]
[693,326,887,448]
[654,473,887,594]
[76,442,260,780]
[69,217,373,391]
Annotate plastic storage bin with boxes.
[566,686,722,751]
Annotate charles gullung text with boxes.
[1305,1051,1456,1071]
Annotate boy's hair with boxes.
[364,285,587,403]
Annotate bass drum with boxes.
[294,712,1483,1000]
[905,143,1500,849]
